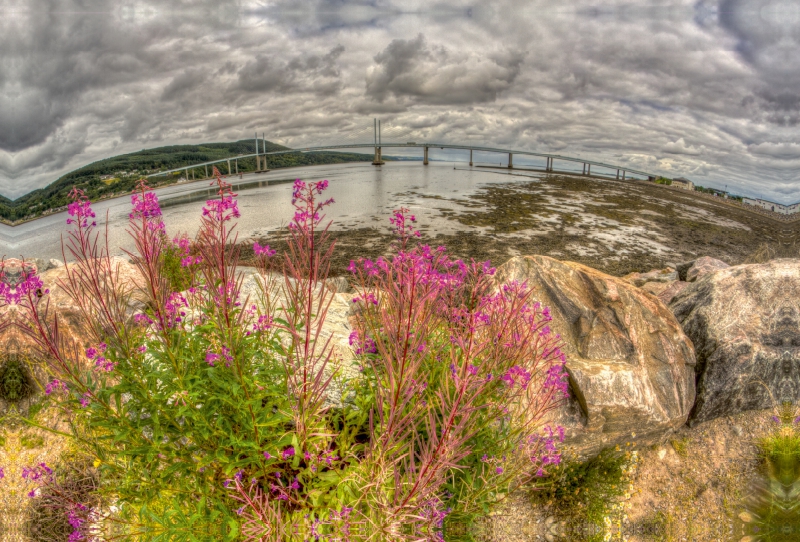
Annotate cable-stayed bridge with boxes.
[147,119,660,183]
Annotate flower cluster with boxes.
[87,343,114,372]
[204,346,233,368]
[1,271,48,305]
[288,179,334,230]
[66,188,96,229]
[44,379,68,396]
[67,505,88,542]
[202,196,240,222]
[252,314,274,332]
[253,241,276,257]
[164,292,189,327]
[130,182,166,233]
[389,207,422,240]
[22,463,53,486]
[202,171,240,222]
[528,425,565,476]
[349,330,377,355]
[500,365,532,390]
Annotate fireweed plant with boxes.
[4,168,569,541]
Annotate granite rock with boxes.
[495,256,696,457]
[670,259,800,425]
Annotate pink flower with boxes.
[253,242,277,257]
[66,188,97,229]
[500,365,531,390]
[281,446,295,460]
[253,315,273,332]
[129,185,165,233]
[205,351,219,366]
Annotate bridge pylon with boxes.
[372,118,384,165]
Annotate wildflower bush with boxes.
[4,168,569,541]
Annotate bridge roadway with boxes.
[146,142,658,182]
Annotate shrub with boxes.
[532,446,638,542]
[6,170,569,541]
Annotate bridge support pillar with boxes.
[235,160,238,175]
[508,153,513,169]
[205,164,209,178]
[227,160,231,175]
[622,171,626,180]
[372,146,384,165]
[587,164,591,175]
[616,169,619,179]
[469,148,473,167]
[424,147,429,165]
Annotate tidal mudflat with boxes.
[244,168,787,276]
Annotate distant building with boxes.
[671,177,694,191]
[743,197,800,215]
[100,174,114,181]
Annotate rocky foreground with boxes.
[1,253,795,541]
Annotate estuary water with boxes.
[0,162,550,261]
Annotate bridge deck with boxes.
[147,143,658,179]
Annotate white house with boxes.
[743,197,800,215]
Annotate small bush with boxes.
[532,446,636,541]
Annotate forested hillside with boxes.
[0,140,383,223]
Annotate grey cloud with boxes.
[1,0,799,203]
[662,138,702,156]
[236,46,345,94]
[365,34,524,105]
[748,142,800,159]
[162,70,207,102]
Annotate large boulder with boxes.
[623,268,678,287]
[656,281,690,305]
[669,259,800,425]
[685,256,729,283]
[496,256,696,457]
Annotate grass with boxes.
[670,437,689,458]
[531,446,636,541]
[20,434,45,449]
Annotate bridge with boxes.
[147,119,660,183]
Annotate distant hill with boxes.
[0,140,384,224]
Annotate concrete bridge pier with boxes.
[469,149,473,167]
[508,153,513,169]
[622,171,626,180]
[424,146,429,165]
[372,146,384,165]
[227,160,231,175]
[587,164,591,175]
[616,169,620,179]
[205,164,209,178]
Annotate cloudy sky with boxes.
[1,0,799,202]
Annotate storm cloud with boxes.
[0,0,798,202]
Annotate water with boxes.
[0,162,546,261]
